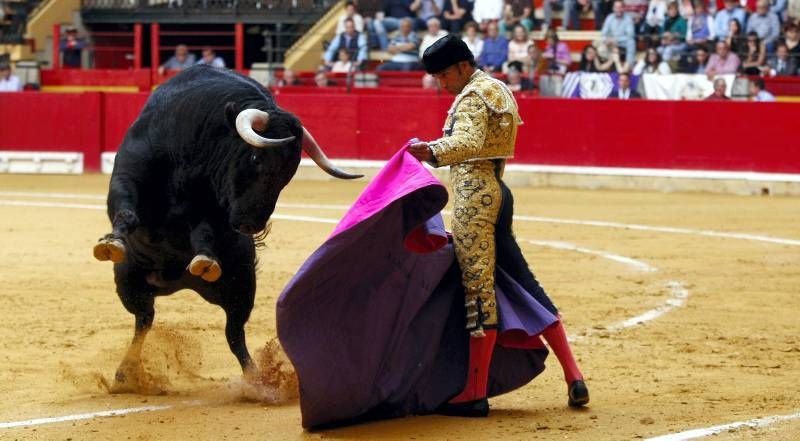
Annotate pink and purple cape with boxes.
[276,146,557,428]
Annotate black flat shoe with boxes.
[436,398,490,417]
[568,380,590,407]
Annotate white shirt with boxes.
[462,35,484,59]
[617,88,632,99]
[0,75,21,92]
[419,30,449,58]
[336,14,365,34]
[471,0,504,23]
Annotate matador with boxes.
[408,35,590,416]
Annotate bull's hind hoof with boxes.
[188,254,222,282]
[93,236,126,263]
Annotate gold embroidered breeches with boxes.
[450,160,501,334]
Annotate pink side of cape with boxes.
[329,144,445,248]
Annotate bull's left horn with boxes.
[302,127,363,180]
[235,109,295,148]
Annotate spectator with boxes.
[324,18,368,70]
[276,68,301,87]
[331,48,355,72]
[442,0,472,34]
[714,0,746,40]
[624,0,650,32]
[577,44,603,71]
[740,32,767,74]
[601,1,636,64]
[478,21,508,71]
[767,43,799,75]
[725,18,744,53]
[505,67,534,91]
[412,0,446,29]
[597,44,632,71]
[642,0,669,47]
[746,0,781,51]
[542,28,572,74]
[314,71,336,87]
[336,1,365,34]
[706,40,741,75]
[472,0,505,30]
[0,62,21,92]
[60,27,85,69]
[658,2,688,61]
[686,1,715,50]
[789,0,800,23]
[770,0,787,17]
[462,21,484,59]
[679,45,710,72]
[749,77,776,100]
[500,0,535,34]
[525,44,548,75]
[704,77,730,99]
[419,17,449,58]
[372,0,416,50]
[421,72,439,88]
[633,47,672,73]
[507,24,531,65]
[678,0,694,17]
[158,44,196,75]
[785,24,800,59]
[544,0,578,31]
[196,47,225,68]
[610,72,641,98]
[377,17,421,71]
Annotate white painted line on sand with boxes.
[514,215,800,247]
[0,191,106,200]
[526,239,657,273]
[0,404,173,429]
[524,240,688,333]
[605,281,689,331]
[0,200,341,224]
[3,194,799,247]
[646,411,800,441]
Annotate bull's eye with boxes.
[251,153,260,165]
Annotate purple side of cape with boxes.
[277,147,556,428]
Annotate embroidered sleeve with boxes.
[428,92,488,167]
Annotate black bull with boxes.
[93,66,360,389]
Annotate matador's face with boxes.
[432,62,473,96]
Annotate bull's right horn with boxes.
[236,109,295,148]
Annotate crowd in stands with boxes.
[3,0,800,100]
[310,0,800,88]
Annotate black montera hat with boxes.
[422,34,474,74]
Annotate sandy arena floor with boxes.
[0,174,798,440]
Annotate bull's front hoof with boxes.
[188,254,222,282]
[110,362,165,395]
[93,236,126,263]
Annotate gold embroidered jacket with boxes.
[429,70,523,166]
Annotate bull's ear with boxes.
[224,102,241,131]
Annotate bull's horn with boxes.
[302,127,363,180]
[235,109,295,148]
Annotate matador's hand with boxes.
[407,141,434,163]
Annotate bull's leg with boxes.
[225,308,257,379]
[110,263,162,394]
[94,175,141,263]
[187,221,222,282]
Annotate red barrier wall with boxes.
[1,91,799,174]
